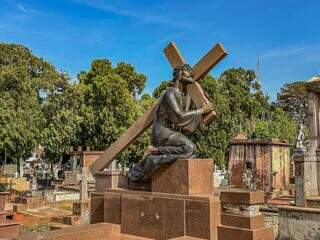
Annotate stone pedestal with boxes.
[92,189,220,240]
[91,159,220,240]
[94,171,127,193]
[152,159,213,195]
[218,190,273,240]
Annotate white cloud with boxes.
[261,44,319,59]
[16,3,38,14]
[70,0,193,29]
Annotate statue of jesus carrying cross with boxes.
[128,64,214,182]
[89,41,228,182]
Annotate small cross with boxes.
[76,167,89,201]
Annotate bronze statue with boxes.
[127,64,213,182]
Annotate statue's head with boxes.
[173,64,194,85]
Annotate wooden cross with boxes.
[89,42,228,176]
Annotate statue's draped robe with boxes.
[128,87,202,182]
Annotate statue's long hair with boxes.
[172,64,192,84]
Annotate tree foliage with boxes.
[0,43,299,169]
[275,81,308,124]
[0,43,67,163]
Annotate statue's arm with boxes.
[163,91,203,123]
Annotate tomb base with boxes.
[91,159,219,240]
[92,189,220,240]
[218,190,273,240]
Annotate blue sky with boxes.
[1,0,320,99]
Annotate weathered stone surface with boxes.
[217,225,273,240]
[278,206,320,240]
[90,192,104,223]
[63,171,79,185]
[121,194,185,239]
[22,196,44,209]
[63,215,81,225]
[220,190,265,205]
[128,181,151,191]
[94,171,127,193]
[100,188,220,240]
[185,197,220,240]
[0,192,9,210]
[152,159,213,195]
[228,138,291,195]
[15,222,152,240]
[221,213,265,229]
[0,220,20,239]
[104,192,121,224]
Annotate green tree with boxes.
[0,43,66,163]
[275,81,308,124]
[76,59,150,168]
[41,84,86,163]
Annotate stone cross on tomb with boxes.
[89,42,228,176]
[76,167,89,201]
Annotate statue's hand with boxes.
[202,103,214,114]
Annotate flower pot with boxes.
[0,192,10,210]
